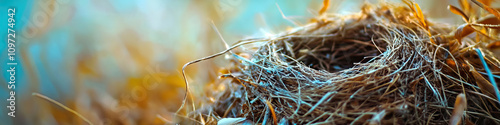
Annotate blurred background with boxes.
[0,0,460,124]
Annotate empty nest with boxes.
[181,1,500,124]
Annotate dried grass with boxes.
[179,0,500,124]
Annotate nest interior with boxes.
[291,22,387,73]
[191,2,500,125]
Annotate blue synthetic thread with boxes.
[475,48,500,104]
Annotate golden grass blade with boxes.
[414,3,427,29]
[477,14,500,25]
[471,0,500,20]
[478,0,492,6]
[265,100,278,125]
[454,24,474,43]
[403,0,414,11]
[404,0,434,44]
[319,0,330,15]
[448,5,470,22]
[459,0,472,14]
[450,94,467,125]
[32,93,94,125]
[469,25,497,40]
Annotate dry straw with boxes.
[180,0,500,124]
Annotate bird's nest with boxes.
[180,1,500,124]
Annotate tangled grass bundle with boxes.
[182,1,500,124]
